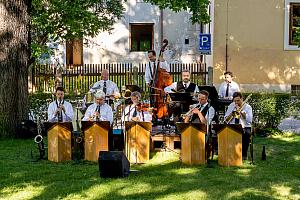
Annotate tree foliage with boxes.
[144,0,210,24]
[31,0,125,60]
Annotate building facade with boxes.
[213,0,300,93]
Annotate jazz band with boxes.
[46,47,253,162]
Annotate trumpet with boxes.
[181,103,201,119]
[224,94,252,124]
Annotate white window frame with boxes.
[284,0,300,50]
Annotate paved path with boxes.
[278,117,300,134]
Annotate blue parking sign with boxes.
[199,34,211,55]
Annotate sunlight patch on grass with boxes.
[234,168,252,177]
[271,134,299,143]
[169,168,199,175]
[156,190,207,200]
[0,185,45,200]
[226,188,270,199]
[293,155,300,161]
[271,184,300,200]
[145,152,180,165]
[117,182,153,196]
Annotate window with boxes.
[289,3,300,45]
[284,0,300,50]
[66,39,83,65]
[130,24,154,51]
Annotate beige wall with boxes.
[214,0,300,92]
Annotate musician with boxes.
[89,69,120,103]
[224,92,253,160]
[122,91,152,122]
[48,87,74,122]
[184,90,215,124]
[145,50,169,86]
[164,69,199,94]
[82,90,113,124]
[164,69,199,122]
[218,71,240,99]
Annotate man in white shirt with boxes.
[224,92,253,160]
[122,91,152,122]
[145,50,169,86]
[218,71,240,99]
[48,87,74,122]
[82,90,113,125]
[89,69,120,104]
[164,69,199,94]
[184,90,215,124]
[164,69,199,122]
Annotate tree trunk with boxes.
[0,0,30,137]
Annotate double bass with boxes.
[150,39,173,120]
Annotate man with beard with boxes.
[164,69,199,122]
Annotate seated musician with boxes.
[89,69,120,104]
[122,91,152,122]
[164,69,199,94]
[48,87,74,122]
[224,92,253,160]
[184,90,215,124]
[145,50,169,87]
[218,71,240,99]
[82,90,113,124]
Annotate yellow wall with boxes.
[214,0,300,92]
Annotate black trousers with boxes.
[243,127,252,158]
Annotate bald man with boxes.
[89,69,120,103]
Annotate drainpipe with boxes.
[160,9,164,46]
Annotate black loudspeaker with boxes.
[16,120,37,139]
[98,151,130,178]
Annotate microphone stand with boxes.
[205,100,214,167]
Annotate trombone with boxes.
[224,94,252,124]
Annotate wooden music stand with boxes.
[45,122,73,162]
[82,121,110,162]
[176,122,207,165]
[214,124,243,166]
[125,121,151,164]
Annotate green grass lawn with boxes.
[0,134,299,200]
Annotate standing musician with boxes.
[145,50,169,87]
[224,92,253,160]
[184,90,215,124]
[89,69,120,104]
[48,87,74,122]
[164,69,199,94]
[164,69,199,122]
[122,91,152,122]
[218,71,240,99]
[82,90,113,125]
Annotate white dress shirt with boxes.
[145,61,169,84]
[89,80,119,96]
[122,104,152,122]
[48,100,74,122]
[224,102,253,128]
[82,103,113,125]
[189,102,215,124]
[164,81,199,93]
[218,80,240,98]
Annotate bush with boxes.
[249,93,300,136]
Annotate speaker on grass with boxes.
[98,151,130,178]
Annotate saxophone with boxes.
[33,115,46,159]
[224,94,252,124]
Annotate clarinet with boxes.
[57,100,63,122]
